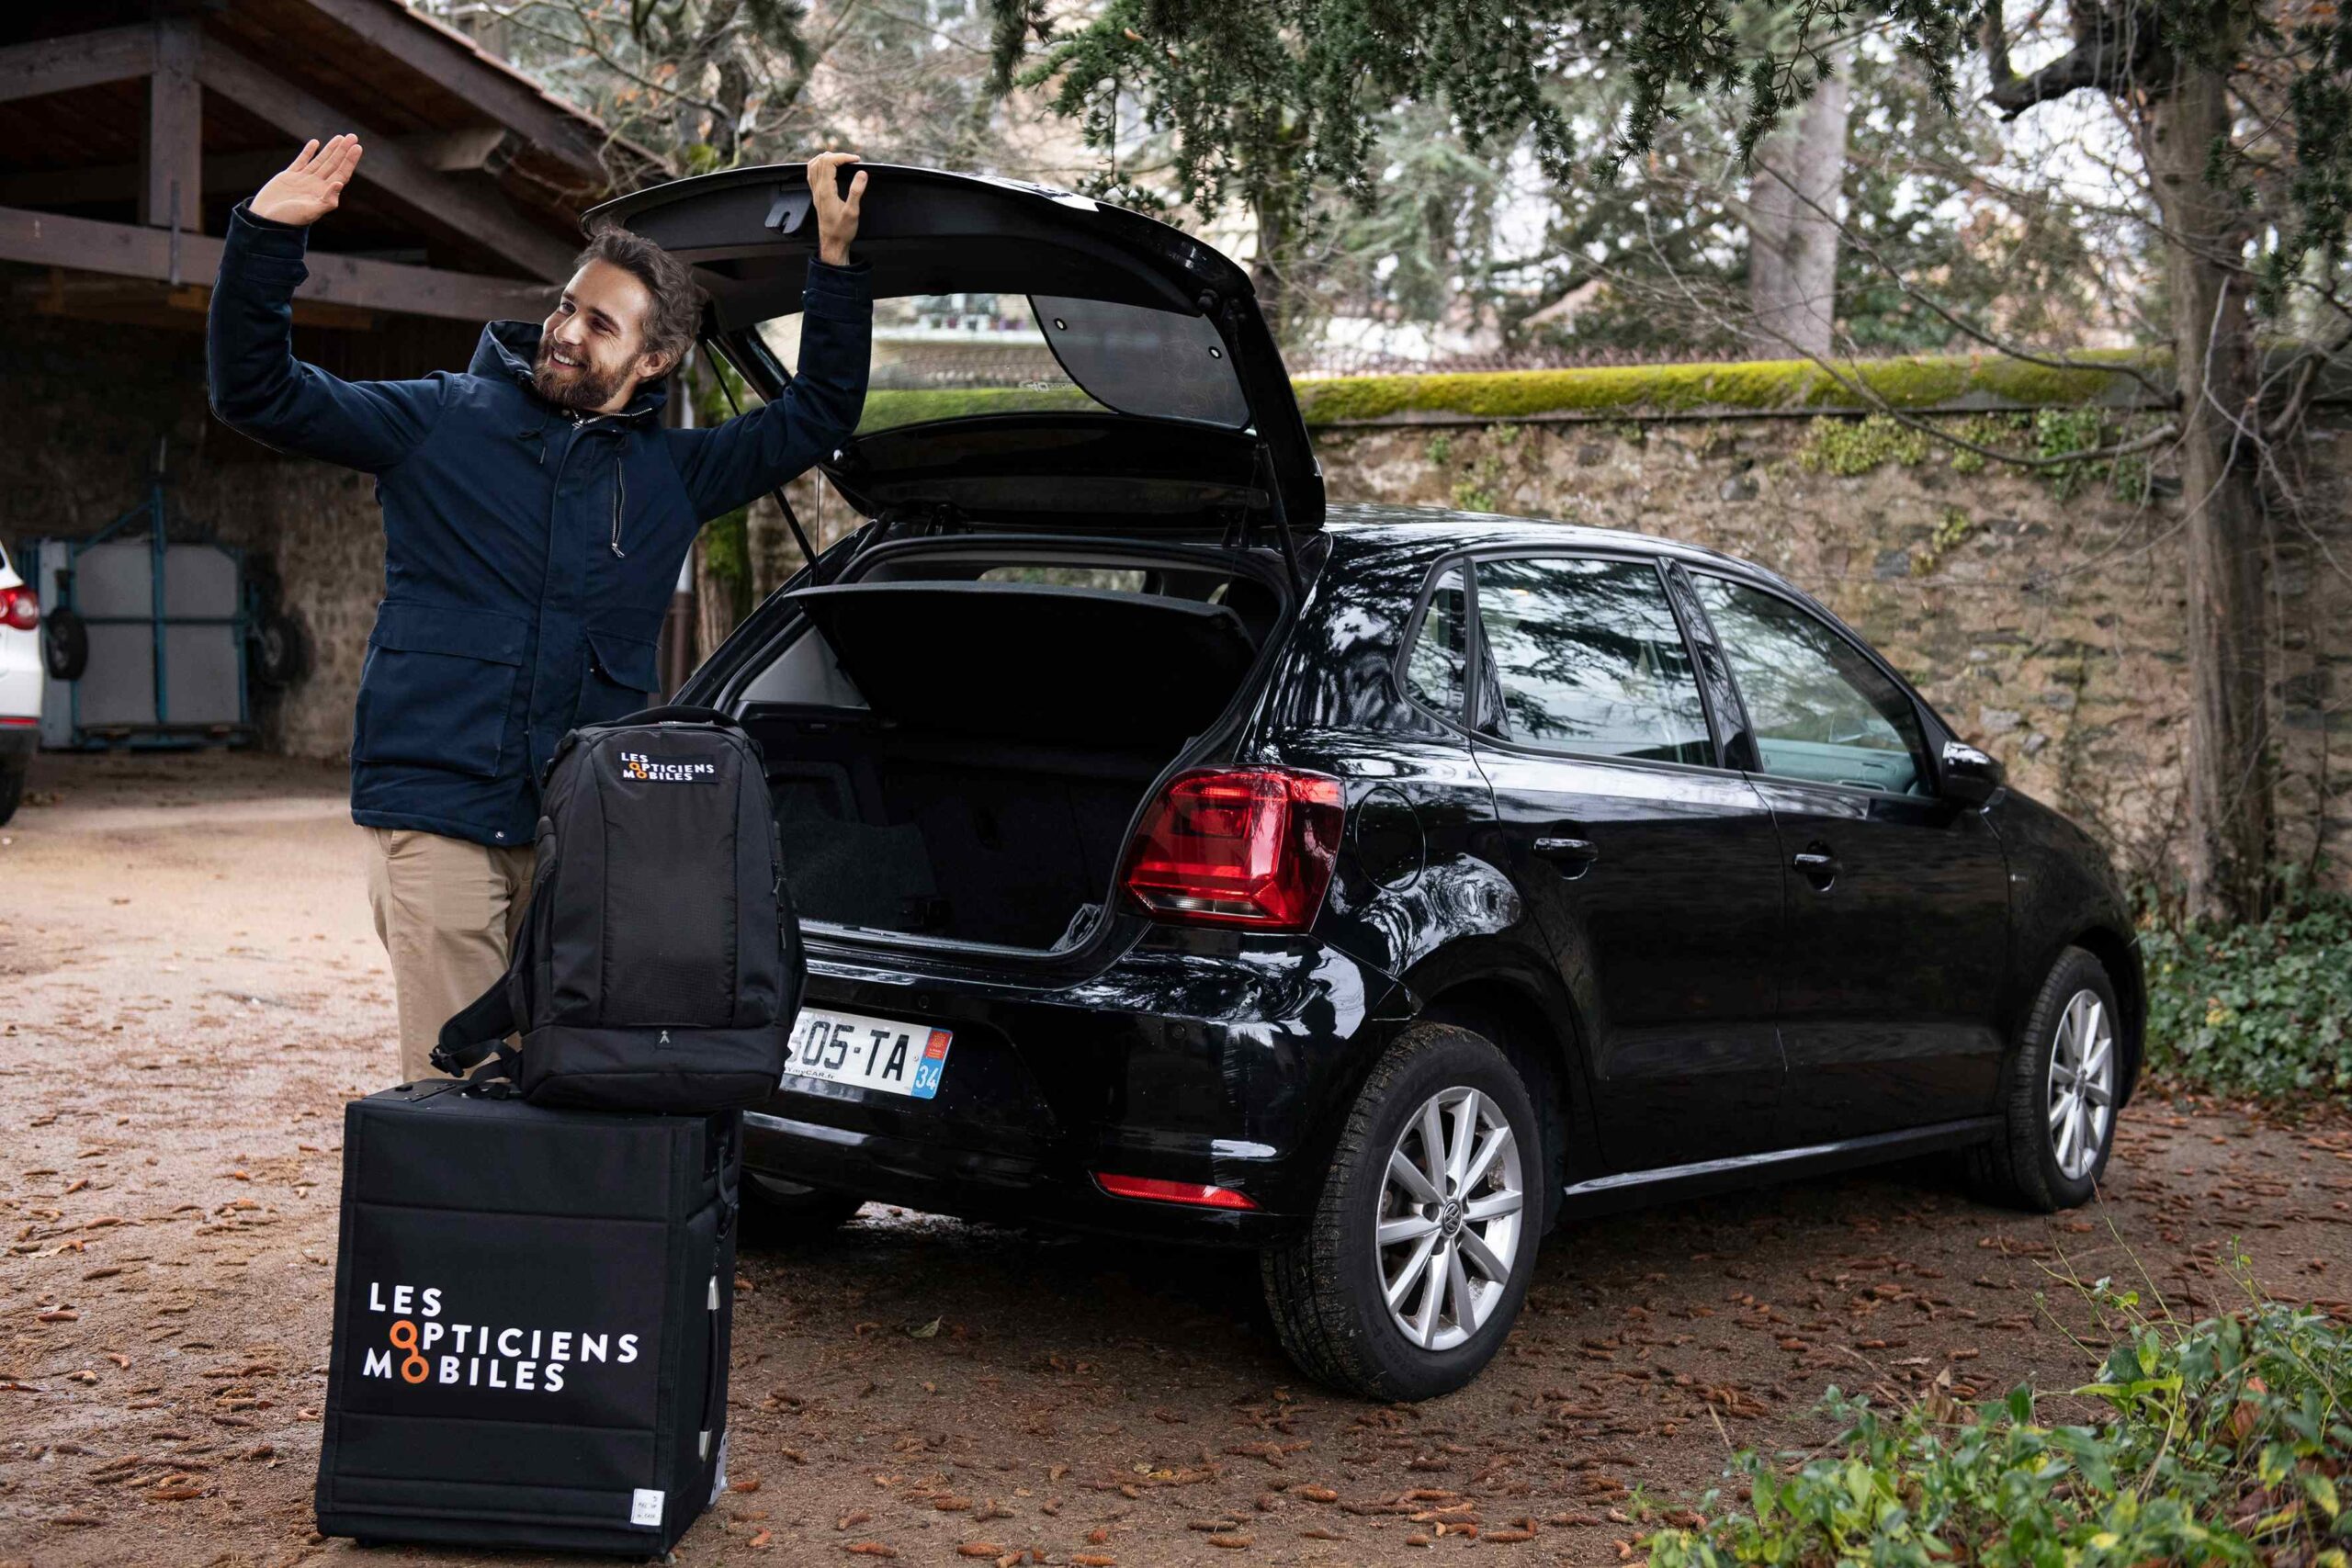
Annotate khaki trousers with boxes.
[367,828,537,1084]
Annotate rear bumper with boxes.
[743,927,1414,1245]
[0,721,36,760]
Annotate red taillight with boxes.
[1093,1173,1259,1210]
[1121,767,1346,930]
[0,586,35,632]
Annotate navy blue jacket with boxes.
[206,204,870,849]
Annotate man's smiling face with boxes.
[535,259,666,413]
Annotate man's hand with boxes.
[250,135,364,228]
[808,151,866,267]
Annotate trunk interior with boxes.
[733,551,1282,951]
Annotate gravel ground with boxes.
[5,750,2352,1568]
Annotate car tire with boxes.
[249,610,311,690]
[1964,945,2122,1213]
[0,758,22,828]
[1261,1021,1543,1401]
[739,1172,865,1242]
[42,607,87,682]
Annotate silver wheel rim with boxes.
[1377,1086,1525,1353]
[2046,988,2115,1182]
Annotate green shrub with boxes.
[1648,1280,2352,1568]
[1792,413,1935,476]
[2142,896,2352,1098]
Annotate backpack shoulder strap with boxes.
[429,922,531,1077]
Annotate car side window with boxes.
[1472,556,1713,766]
[1692,574,1929,795]
[1403,564,1471,719]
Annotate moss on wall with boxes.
[1291,349,2157,426]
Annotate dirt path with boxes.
[5,751,2351,1568]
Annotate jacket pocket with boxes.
[579,627,662,726]
[353,603,528,778]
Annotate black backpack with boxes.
[432,707,800,1112]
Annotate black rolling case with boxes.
[315,1080,740,1556]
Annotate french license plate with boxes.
[784,1009,953,1100]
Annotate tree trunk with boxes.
[693,534,740,666]
[2143,65,2273,922]
[1250,185,1292,343]
[1746,56,1850,360]
[744,494,796,602]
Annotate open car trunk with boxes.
[733,559,1282,952]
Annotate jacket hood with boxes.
[472,320,668,422]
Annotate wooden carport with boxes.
[0,0,665,333]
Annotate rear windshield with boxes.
[755,292,1249,436]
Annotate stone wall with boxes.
[1318,412,2352,892]
[9,309,2346,890]
[4,310,462,762]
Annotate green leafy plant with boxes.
[2142,894,2352,1099]
[1648,1275,2352,1568]
[1793,413,1936,476]
[1910,506,1975,577]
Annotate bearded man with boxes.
[209,135,872,1082]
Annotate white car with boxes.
[0,539,40,824]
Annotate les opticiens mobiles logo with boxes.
[359,1281,641,1394]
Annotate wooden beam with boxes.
[15,275,380,333]
[0,25,154,106]
[0,131,527,209]
[195,39,577,281]
[0,205,550,323]
[292,0,627,188]
[141,20,204,239]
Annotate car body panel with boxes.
[1985,788,2145,1094]
[1476,745,1790,1166]
[0,541,40,746]
[1749,778,2013,1139]
[757,924,1414,1235]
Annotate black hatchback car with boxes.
[595,165,2143,1400]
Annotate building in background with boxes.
[0,0,664,754]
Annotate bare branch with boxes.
[1982,0,2147,118]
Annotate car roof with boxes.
[1317,502,1962,745]
[1319,503,1800,593]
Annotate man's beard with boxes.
[533,343,625,411]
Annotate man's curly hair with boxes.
[575,224,703,374]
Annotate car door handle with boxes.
[1534,836,1600,866]
[1792,844,1839,887]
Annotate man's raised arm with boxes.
[207,136,447,474]
[669,152,873,523]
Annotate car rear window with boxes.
[755,291,1250,436]
[1474,556,1713,766]
[978,565,1149,592]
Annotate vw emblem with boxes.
[1441,1197,1463,1235]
